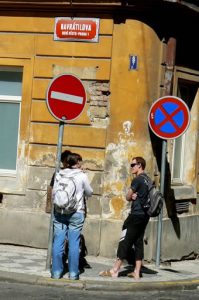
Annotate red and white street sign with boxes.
[54,18,100,43]
[148,96,190,139]
[46,74,87,122]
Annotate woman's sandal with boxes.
[99,269,118,278]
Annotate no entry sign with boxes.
[148,96,190,139]
[46,74,87,122]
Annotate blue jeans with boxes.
[51,211,85,280]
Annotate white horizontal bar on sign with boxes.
[51,91,83,105]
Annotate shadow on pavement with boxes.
[118,265,158,277]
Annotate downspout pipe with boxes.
[155,36,177,266]
[165,37,177,96]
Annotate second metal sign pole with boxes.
[155,139,167,267]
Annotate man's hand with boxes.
[131,192,137,201]
[126,188,137,201]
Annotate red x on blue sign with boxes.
[148,96,190,139]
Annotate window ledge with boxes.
[172,185,196,200]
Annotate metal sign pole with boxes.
[148,96,190,267]
[155,139,167,267]
[46,121,64,270]
[45,74,86,270]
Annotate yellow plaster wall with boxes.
[0,15,162,219]
[102,20,162,220]
[29,123,107,148]
[28,144,105,170]
[0,16,113,35]
[31,100,91,124]
[108,20,161,146]
[0,15,113,179]
[34,57,111,80]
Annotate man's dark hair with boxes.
[133,156,146,170]
[67,153,82,168]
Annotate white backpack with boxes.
[52,171,78,214]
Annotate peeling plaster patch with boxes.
[122,206,131,219]
[27,167,50,191]
[83,159,103,171]
[104,181,124,195]
[106,120,136,175]
[118,121,135,146]
[19,140,26,157]
[123,121,132,135]
[90,117,109,128]
[53,65,97,80]
[103,121,137,219]
[18,140,26,169]
[101,196,112,217]
[33,153,56,167]
[165,70,173,82]
[120,164,128,180]
[17,140,28,185]
[110,196,125,219]
[106,143,117,151]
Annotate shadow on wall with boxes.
[149,128,181,239]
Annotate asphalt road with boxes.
[0,281,198,300]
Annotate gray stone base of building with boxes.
[0,210,198,261]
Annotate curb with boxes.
[83,279,199,291]
[0,271,199,292]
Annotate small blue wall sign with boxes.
[129,55,138,70]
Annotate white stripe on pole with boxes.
[51,91,83,104]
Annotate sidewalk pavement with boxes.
[0,244,199,292]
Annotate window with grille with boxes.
[171,71,199,185]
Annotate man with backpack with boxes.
[51,153,93,280]
[99,156,150,280]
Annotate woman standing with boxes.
[51,153,93,280]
